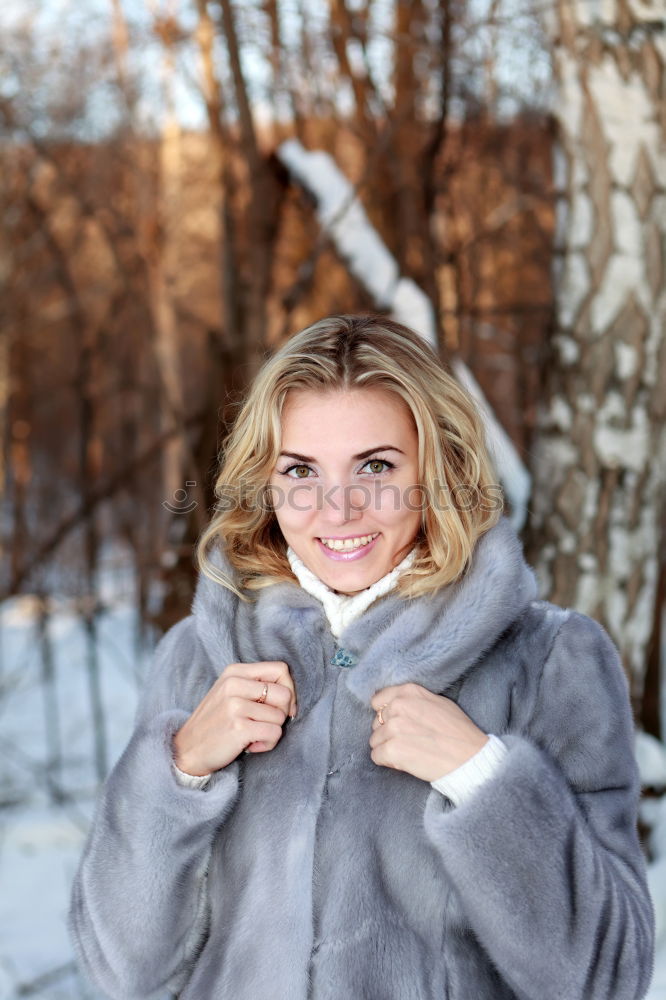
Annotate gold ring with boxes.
[256,682,269,704]
[377,703,388,725]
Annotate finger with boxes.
[243,698,288,725]
[227,662,298,717]
[371,712,389,731]
[370,682,424,711]
[269,662,298,717]
[248,678,293,714]
[249,668,297,718]
[245,720,283,747]
[370,686,402,711]
[369,726,391,749]
[369,732,395,766]
[220,675,290,714]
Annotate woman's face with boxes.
[268,386,422,596]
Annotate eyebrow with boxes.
[278,445,405,463]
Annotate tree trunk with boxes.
[218,0,282,379]
[524,0,666,715]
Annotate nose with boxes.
[320,481,367,525]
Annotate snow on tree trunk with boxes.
[525,0,666,710]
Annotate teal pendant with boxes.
[331,647,358,668]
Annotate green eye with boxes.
[364,459,393,474]
[282,464,312,478]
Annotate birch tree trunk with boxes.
[524,0,666,714]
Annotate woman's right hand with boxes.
[172,661,298,776]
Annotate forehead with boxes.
[280,387,416,436]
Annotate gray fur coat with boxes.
[68,515,655,999]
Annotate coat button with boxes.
[331,647,358,668]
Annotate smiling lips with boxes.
[316,533,380,561]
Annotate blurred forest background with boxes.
[0,0,664,996]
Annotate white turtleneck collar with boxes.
[285,544,417,640]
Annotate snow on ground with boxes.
[0,551,664,998]
[0,552,172,1000]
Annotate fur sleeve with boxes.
[67,615,240,1000]
[422,610,655,1000]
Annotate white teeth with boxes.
[319,533,378,551]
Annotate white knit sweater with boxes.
[172,545,508,804]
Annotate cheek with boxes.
[400,484,426,522]
[270,482,317,528]
[375,480,422,524]
[276,510,310,533]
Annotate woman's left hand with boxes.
[369,682,489,782]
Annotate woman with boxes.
[68,314,655,1000]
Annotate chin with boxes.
[325,568,383,591]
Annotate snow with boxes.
[588,55,663,186]
[644,783,666,997]
[450,358,532,531]
[637,731,666,788]
[0,800,88,998]
[552,333,580,365]
[616,341,639,379]
[590,252,647,333]
[556,249,590,328]
[278,140,400,308]
[0,555,171,1000]
[593,395,649,472]
[569,189,594,248]
[554,49,584,141]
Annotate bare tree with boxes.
[0,1,553,646]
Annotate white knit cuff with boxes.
[171,758,212,790]
[430,733,508,806]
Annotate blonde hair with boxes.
[195,314,504,602]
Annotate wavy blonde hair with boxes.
[195,314,504,602]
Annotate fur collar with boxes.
[191,515,538,712]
